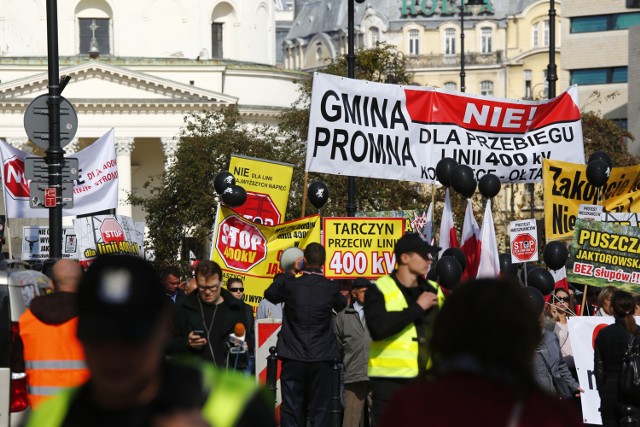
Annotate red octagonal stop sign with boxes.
[234,192,281,226]
[511,233,537,262]
[100,218,125,243]
[3,157,29,199]
[216,215,267,271]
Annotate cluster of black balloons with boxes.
[586,150,612,188]
[436,157,501,199]
[427,247,465,290]
[308,181,329,209]
[214,172,247,207]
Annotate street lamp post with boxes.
[546,0,557,99]
[459,0,485,93]
[346,0,364,217]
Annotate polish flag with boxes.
[460,199,480,280]
[551,267,569,291]
[476,200,501,279]
[439,189,459,258]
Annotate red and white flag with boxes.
[460,199,480,280]
[476,199,501,278]
[0,129,118,218]
[438,189,459,258]
[551,267,569,291]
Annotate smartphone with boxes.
[193,330,206,338]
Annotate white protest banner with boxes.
[0,129,118,218]
[306,73,583,184]
[21,226,77,260]
[73,215,144,266]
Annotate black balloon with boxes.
[588,150,613,169]
[435,256,463,290]
[586,159,610,187]
[523,286,545,315]
[527,267,555,296]
[442,247,467,272]
[214,172,235,194]
[478,173,501,198]
[543,241,569,271]
[450,165,477,198]
[221,185,247,207]
[308,181,330,209]
[499,253,518,278]
[436,158,458,187]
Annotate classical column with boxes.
[115,137,135,217]
[6,137,30,152]
[161,137,179,170]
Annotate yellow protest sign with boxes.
[229,155,293,225]
[323,217,404,279]
[211,205,320,310]
[543,159,640,241]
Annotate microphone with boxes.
[228,323,247,354]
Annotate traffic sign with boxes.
[29,182,73,208]
[237,193,281,226]
[509,219,539,263]
[24,94,78,149]
[100,218,125,243]
[44,188,56,208]
[24,157,79,182]
[216,215,267,272]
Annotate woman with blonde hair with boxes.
[596,286,617,316]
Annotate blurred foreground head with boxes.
[430,278,540,387]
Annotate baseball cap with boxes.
[394,233,441,261]
[77,254,166,342]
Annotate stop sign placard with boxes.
[511,233,537,262]
[216,215,267,271]
[3,157,29,199]
[100,218,125,243]
[234,192,281,226]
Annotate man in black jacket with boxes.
[169,260,253,369]
[264,243,347,427]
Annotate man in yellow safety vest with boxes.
[364,233,443,426]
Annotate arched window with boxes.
[409,29,420,55]
[445,28,456,56]
[481,27,492,53]
[543,19,550,46]
[370,27,380,47]
[532,23,539,48]
[481,81,494,96]
[76,0,113,55]
[444,82,457,91]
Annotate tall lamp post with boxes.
[459,0,485,93]
[546,0,557,99]
[346,0,365,216]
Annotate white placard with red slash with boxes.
[509,219,538,263]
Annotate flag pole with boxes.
[301,172,308,217]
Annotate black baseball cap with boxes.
[77,254,166,342]
[394,233,441,261]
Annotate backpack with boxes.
[619,334,640,399]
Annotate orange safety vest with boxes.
[19,309,90,409]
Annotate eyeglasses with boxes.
[555,296,571,303]
[229,288,244,293]
[198,283,220,292]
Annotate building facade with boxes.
[283,0,560,101]
[0,0,306,255]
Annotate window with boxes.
[315,43,322,61]
[445,28,456,56]
[79,18,110,55]
[409,29,420,55]
[570,67,628,85]
[571,12,640,33]
[212,23,223,58]
[481,81,493,96]
[542,70,548,99]
[370,27,380,47]
[523,69,532,99]
[543,20,550,47]
[532,23,539,48]
[444,82,457,91]
[481,27,492,53]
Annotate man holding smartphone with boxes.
[168,260,252,369]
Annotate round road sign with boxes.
[24,94,78,149]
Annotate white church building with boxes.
[0,0,305,255]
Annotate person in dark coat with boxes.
[264,242,347,427]
[595,290,640,426]
[162,266,185,305]
[168,260,253,369]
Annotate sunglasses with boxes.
[555,296,571,303]
[229,287,244,293]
